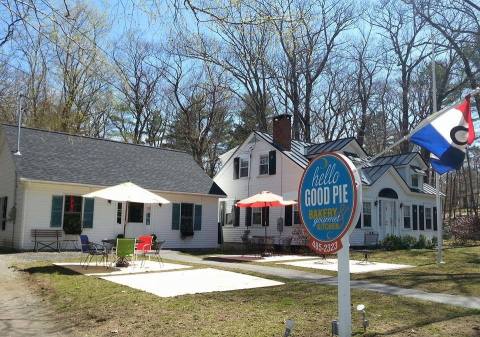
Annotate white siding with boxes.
[214,135,304,243]
[215,134,439,247]
[0,131,18,248]
[20,181,220,250]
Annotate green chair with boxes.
[115,238,136,267]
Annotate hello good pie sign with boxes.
[298,152,362,254]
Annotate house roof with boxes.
[1,124,226,197]
[305,137,357,157]
[255,131,312,168]
[371,152,422,167]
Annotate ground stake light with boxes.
[356,304,369,332]
[284,319,294,337]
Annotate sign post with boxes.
[299,153,362,337]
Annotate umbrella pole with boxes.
[123,201,128,236]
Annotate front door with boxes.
[381,199,396,237]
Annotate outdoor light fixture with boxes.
[283,319,295,337]
[374,201,378,206]
[331,319,339,336]
[108,200,112,204]
[400,203,403,208]
[356,304,369,332]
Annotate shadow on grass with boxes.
[203,256,259,263]
[20,265,81,276]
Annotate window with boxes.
[252,208,262,225]
[403,205,411,229]
[180,203,194,236]
[419,205,425,230]
[63,195,82,234]
[145,206,151,226]
[1,197,7,231]
[293,203,301,225]
[240,158,249,177]
[259,154,269,175]
[425,207,432,230]
[412,205,418,230]
[219,201,226,226]
[128,202,144,223]
[363,202,372,227]
[116,203,122,224]
[412,175,419,188]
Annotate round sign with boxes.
[298,152,361,254]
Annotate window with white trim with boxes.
[425,207,432,230]
[363,202,372,227]
[412,174,419,188]
[403,205,411,229]
[252,208,262,225]
[259,154,269,175]
[240,158,249,178]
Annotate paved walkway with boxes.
[163,250,480,310]
[0,252,77,337]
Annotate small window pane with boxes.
[293,203,300,224]
[117,203,123,224]
[128,202,144,223]
[363,202,371,227]
[259,155,269,175]
[240,158,249,177]
[425,207,432,230]
[403,205,411,229]
[252,208,261,225]
[412,175,419,187]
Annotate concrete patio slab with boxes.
[100,267,284,297]
[54,260,190,276]
[207,254,318,263]
[280,259,413,274]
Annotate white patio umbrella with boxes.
[83,182,170,235]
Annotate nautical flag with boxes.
[410,97,475,174]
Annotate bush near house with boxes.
[381,234,435,250]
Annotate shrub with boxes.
[414,234,427,249]
[431,236,438,248]
[381,235,417,250]
[449,216,480,245]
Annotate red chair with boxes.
[136,235,153,252]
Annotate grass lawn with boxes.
[237,245,480,297]
[351,245,480,297]
[16,261,480,337]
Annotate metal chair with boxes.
[79,235,108,269]
[146,240,165,266]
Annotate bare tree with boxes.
[112,33,166,144]
[370,0,430,152]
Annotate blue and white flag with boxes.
[410,97,475,174]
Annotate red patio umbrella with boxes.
[236,191,297,255]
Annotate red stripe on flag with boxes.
[458,97,475,145]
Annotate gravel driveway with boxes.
[0,251,81,337]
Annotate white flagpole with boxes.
[431,34,444,264]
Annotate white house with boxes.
[0,124,226,250]
[214,114,441,247]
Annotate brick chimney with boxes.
[273,114,292,151]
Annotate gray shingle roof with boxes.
[1,124,226,196]
[255,132,311,168]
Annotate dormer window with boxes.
[412,174,419,188]
[233,157,249,179]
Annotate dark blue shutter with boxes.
[433,207,437,231]
[82,198,94,228]
[194,205,202,230]
[172,203,180,230]
[233,201,240,227]
[50,196,63,228]
[245,207,252,227]
[262,207,270,226]
[412,205,418,230]
[268,151,276,175]
[233,157,240,179]
[1,197,7,230]
[285,205,292,226]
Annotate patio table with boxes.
[356,249,373,264]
